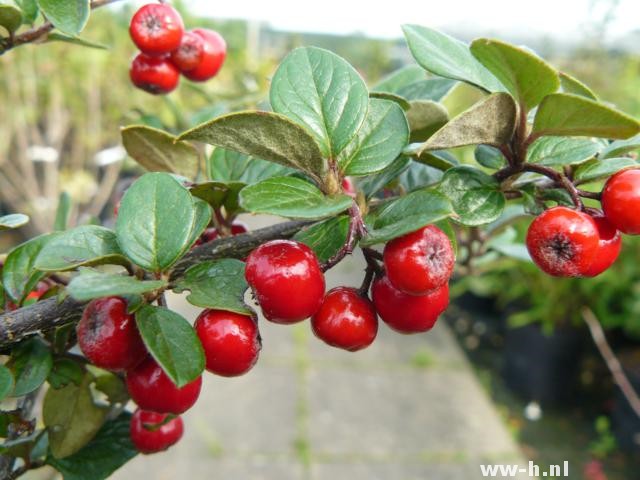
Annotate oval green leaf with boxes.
[3,233,54,302]
[527,136,602,166]
[9,337,53,397]
[0,213,29,231]
[293,216,350,262]
[0,5,22,33]
[559,72,597,100]
[207,147,294,184]
[397,78,457,102]
[574,157,640,183]
[0,365,15,401]
[406,100,449,143]
[36,0,89,36]
[601,134,640,159]
[475,145,506,169]
[67,269,166,302]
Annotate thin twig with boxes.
[582,308,640,419]
[321,203,366,272]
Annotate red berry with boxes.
[383,225,454,295]
[245,240,325,324]
[602,169,640,235]
[182,29,226,82]
[130,409,183,454]
[129,3,184,56]
[342,177,356,198]
[311,287,378,351]
[372,275,449,334]
[526,206,600,277]
[583,214,621,277]
[130,53,180,95]
[195,309,261,377]
[77,297,147,371]
[126,357,202,414]
[170,30,204,72]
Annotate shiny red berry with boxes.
[129,3,184,56]
[583,214,622,277]
[130,53,180,95]
[372,275,449,334]
[602,169,640,235]
[526,206,600,277]
[245,240,325,324]
[311,287,378,351]
[130,409,183,454]
[195,309,261,377]
[182,29,226,82]
[126,357,202,414]
[77,297,147,371]
[170,30,204,72]
[383,225,454,295]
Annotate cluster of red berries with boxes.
[129,3,226,95]
[526,169,640,278]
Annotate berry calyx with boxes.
[372,275,449,334]
[130,53,180,95]
[129,3,184,56]
[182,29,226,82]
[383,225,454,295]
[311,287,378,351]
[526,206,600,277]
[245,240,325,324]
[195,309,261,377]
[170,30,204,72]
[583,214,621,277]
[602,168,640,235]
[130,409,184,454]
[126,357,202,414]
[76,297,147,371]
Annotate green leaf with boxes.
[185,198,212,249]
[45,32,108,50]
[574,158,640,183]
[190,181,243,211]
[8,337,53,397]
[412,149,459,171]
[475,145,506,169]
[16,0,38,24]
[559,72,597,100]
[601,134,640,159]
[0,365,15,401]
[121,126,200,180]
[358,156,412,199]
[35,226,126,272]
[338,98,409,176]
[396,78,457,102]
[399,160,446,191]
[36,0,89,36]
[532,94,640,139]
[54,192,72,231]
[44,372,107,459]
[527,136,602,166]
[92,371,128,404]
[270,46,369,159]
[239,177,352,219]
[373,65,425,93]
[405,100,449,143]
[3,233,54,302]
[48,358,84,390]
[179,111,325,182]
[293,216,350,263]
[207,147,294,184]
[174,259,250,314]
[369,92,411,111]
[470,39,559,111]
[362,189,454,245]
[0,5,22,33]
[67,270,166,302]
[402,24,504,93]
[135,305,204,387]
[115,173,197,272]
[0,213,29,231]
[418,93,517,152]
[439,166,506,226]
[47,413,137,480]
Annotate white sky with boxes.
[186,0,640,42]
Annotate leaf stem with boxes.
[321,203,366,272]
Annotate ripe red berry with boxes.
[526,206,600,277]
[583,214,621,277]
[76,297,147,371]
[245,240,325,324]
[130,409,183,454]
[182,29,226,82]
[602,169,640,235]
[203,222,249,243]
[130,53,180,95]
[372,275,449,334]
[129,3,184,56]
[383,225,454,295]
[126,357,202,414]
[311,287,378,351]
[195,309,261,377]
[170,30,204,72]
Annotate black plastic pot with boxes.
[502,323,585,406]
[611,355,640,452]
